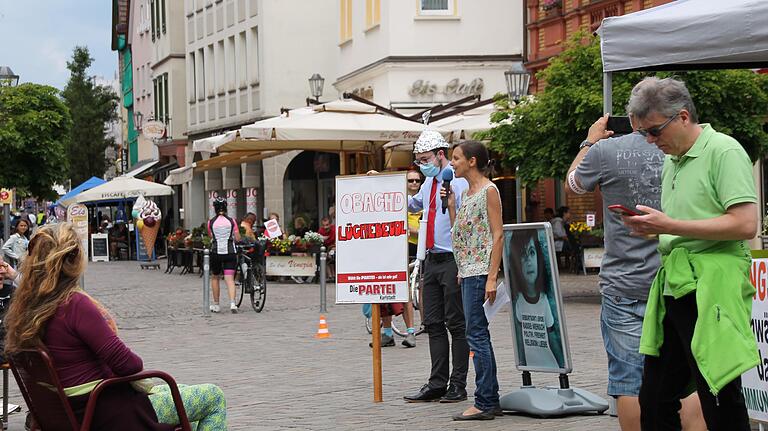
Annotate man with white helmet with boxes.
[403,130,470,403]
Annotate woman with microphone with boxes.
[444,140,504,421]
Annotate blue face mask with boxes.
[419,162,440,178]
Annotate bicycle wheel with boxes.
[250,266,267,312]
[235,274,244,307]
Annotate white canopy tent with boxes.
[597,0,768,113]
[76,175,174,203]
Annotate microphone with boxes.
[441,169,453,214]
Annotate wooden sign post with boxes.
[371,304,383,402]
[335,172,410,403]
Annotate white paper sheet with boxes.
[483,280,511,321]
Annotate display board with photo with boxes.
[502,223,573,374]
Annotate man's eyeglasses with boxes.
[407,179,421,184]
[414,154,437,165]
[637,113,680,138]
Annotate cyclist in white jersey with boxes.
[207,198,241,313]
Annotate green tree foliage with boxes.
[481,33,768,185]
[0,83,72,199]
[62,46,119,185]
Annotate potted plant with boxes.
[540,0,562,16]
[191,226,206,249]
[304,231,324,254]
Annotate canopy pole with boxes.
[603,72,613,115]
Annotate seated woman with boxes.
[109,223,129,260]
[3,223,227,430]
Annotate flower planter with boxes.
[544,6,562,18]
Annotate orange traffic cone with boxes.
[315,315,331,339]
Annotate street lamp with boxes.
[308,73,325,103]
[0,66,19,241]
[504,64,531,223]
[0,66,20,87]
[133,111,144,131]
[504,63,531,103]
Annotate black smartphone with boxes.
[606,116,633,135]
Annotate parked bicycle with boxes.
[235,240,268,312]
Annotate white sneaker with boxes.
[209,304,220,313]
[230,303,238,313]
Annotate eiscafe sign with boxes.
[408,78,484,98]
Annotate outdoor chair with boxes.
[7,347,192,431]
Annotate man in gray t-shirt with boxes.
[566,115,703,431]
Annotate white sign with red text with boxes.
[335,173,409,304]
[744,257,768,422]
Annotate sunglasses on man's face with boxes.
[407,179,421,184]
[637,113,680,138]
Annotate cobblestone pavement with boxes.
[5,263,616,430]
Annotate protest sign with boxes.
[501,223,573,374]
[335,173,409,304]
[744,254,768,422]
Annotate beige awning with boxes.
[191,130,239,153]
[431,105,495,142]
[164,164,196,185]
[195,151,285,172]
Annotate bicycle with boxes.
[235,241,268,312]
[365,259,425,337]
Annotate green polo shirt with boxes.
[658,124,756,255]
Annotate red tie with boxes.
[426,179,439,250]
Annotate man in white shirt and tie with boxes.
[402,130,470,403]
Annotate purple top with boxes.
[43,292,143,388]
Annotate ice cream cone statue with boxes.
[136,200,162,260]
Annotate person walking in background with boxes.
[567,113,704,431]
[208,197,241,314]
[402,130,469,403]
[2,218,30,268]
[622,77,757,431]
[445,141,503,421]
[550,207,571,270]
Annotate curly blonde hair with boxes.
[4,223,85,353]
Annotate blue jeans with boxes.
[461,275,499,411]
[600,294,646,397]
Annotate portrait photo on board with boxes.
[502,223,572,374]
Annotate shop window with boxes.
[419,0,453,15]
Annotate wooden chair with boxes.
[7,347,192,431]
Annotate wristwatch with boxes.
[579,139,594,150]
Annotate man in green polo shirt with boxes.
[622,77,758,431]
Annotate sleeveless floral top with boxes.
[452,182,499,278]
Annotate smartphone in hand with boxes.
[606,116,633,135]
[608,204,645,217]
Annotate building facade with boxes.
[128,0,156,163]
[335,0,522,115]
[183,0,337,230]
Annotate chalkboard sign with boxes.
[90,234,109,262]
[136,230,151,261]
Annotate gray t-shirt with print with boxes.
[575,132,664,301]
